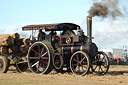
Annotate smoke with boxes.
[88,0,124,18]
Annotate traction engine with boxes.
[22,16,109,76]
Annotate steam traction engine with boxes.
[22,16,109,76]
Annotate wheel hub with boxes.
[97,61,102,66]
[39,54,42,60]
[78,62,82,66]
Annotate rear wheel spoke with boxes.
[37,62,42,72]
[43,60,48,64]
[41,52,48,57]
[41,47,45,55]
[29,57,39,59]
[42,57,48,60]
[31,61,39,67]
[32,49,39,55]
[37,45,41,54]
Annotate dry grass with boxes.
[0,65,128,85]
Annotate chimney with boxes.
[87,16,92,42]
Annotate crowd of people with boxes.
[109,57,128,65]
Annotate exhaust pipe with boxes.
[87,16,92,42]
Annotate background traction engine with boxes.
[23,16,109,76]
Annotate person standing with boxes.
[38,29,46,41]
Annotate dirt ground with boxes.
[0,65,128,85]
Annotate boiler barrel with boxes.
[61,43,98,57]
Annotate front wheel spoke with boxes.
[80,56,86,63]
[72,64,78,66]
[101,56,105,61]
[94,65,98,70]
[73,59,78,62]
[81,54,83,60]
[82,65,87,69]
[76,55,79,62]
[102,64,107,68]
[77,66,80,72]
[98,66,100,72]
[81,65,84,71]
[31,61,39,67]
[100,66,103,72]
[83,62,87,65]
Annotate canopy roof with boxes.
[22,23,80,31]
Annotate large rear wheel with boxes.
[70,51,91,76]
[27,42,54,74]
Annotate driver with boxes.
[38,29,46,41]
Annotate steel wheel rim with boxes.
[28,43,50,74]
[70,51,90,75]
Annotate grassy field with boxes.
[0,65,128,85]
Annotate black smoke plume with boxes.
[88,0,124,18]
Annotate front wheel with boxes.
[91,51,109,75]
[70,51,91,76]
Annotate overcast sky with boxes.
[0,0,128,49]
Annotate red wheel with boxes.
[70,51,91,76]
[27,42,53,74]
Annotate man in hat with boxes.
[38,29,46,41]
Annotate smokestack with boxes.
[87,16,92,42]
